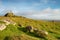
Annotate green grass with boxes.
[0,16,60,40]
[0,24,22,40]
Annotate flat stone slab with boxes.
[0,24,6,31]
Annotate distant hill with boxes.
[0,12,60,40]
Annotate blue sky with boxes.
[0,0,60,20]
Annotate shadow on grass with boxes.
[4,36,21,40]
[56,37,60,40]
[4,36,11,40]
[18,27,48,40]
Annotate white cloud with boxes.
[4,7,59,20]
[53,9,60,14]
[39,7,60,14]
[18,7,60,20]
[31,0,49,7]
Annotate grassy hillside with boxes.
[0,16,60,40]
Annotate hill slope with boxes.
[0,16,60,40]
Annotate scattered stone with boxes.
[33,28,39,33]
[0,24,6,31]
[25,26,33,32]
[10,21,16,25]
[33,28,48,37]
[3,20,10,25]
[36,30,48,37]
[2,19,16,25]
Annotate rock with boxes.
[33,28,48,37]
[3,19,16,25]
[10,21,16,25]
[3,19,10,25]
[0,24,6,31]
[25,26,33,32]
[37,30,48,37]
[33,28,39,33]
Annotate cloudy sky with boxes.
[0,0,60,20]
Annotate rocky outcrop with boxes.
[4,11,15,17]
